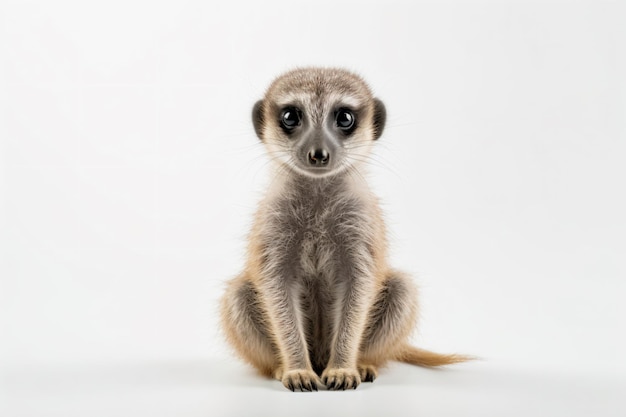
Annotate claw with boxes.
[283,370,321,393]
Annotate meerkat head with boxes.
[252,68,386,178]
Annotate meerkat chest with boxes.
[264,189,373,277]
[284,192,364,237]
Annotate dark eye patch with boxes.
[280,107,301,133]
[335,108,356,134]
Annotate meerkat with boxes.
[220,67,469,392]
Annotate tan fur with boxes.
[220,68,470,391]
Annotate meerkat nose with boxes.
[308,149,330,166]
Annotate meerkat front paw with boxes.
[357,364,378,382]
[281,369,320,392]
[321,368,361,390]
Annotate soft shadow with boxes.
[4,357,272,393]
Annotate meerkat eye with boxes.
[335,109,355,132]
[280,107,301,131]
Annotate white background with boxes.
[1,0,625,416]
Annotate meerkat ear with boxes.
[372,98,386,140]
[252,100,265,141]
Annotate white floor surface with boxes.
[3,357,625,417]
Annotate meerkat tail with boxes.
[394,345,474,367]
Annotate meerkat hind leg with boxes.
[358,271,418,382]
[220,275,280,379]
